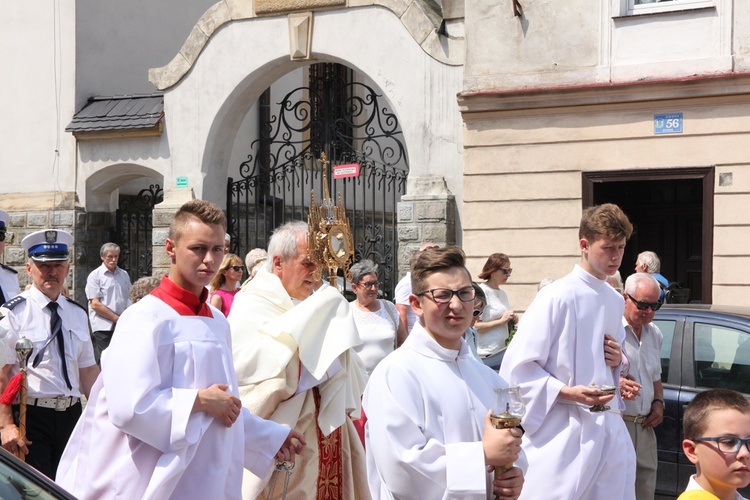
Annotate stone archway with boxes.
[148,4,465,276]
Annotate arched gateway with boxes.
[148,2,464,292]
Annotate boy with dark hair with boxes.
[57,199,304,499]
[364,245,524,498]
[679,389,750,499]
[500,203,636,499]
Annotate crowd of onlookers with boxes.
[0,201,747,500]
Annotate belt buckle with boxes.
[55,397,68,411]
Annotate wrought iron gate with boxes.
[115,184,163,283]
[227,64,408,298]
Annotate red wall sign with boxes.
[332,163,361,179]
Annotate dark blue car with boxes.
[488,304,750,498]
[653,305,750,498]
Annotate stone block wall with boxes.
[0,208,111,304]
[396,176,457,278]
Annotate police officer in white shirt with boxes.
[0,210,20,306]
[85,242,131,366]
[0,229,100,479]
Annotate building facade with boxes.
[2,0,749,310]
[461,0,750,309]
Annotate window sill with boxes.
[613,5,715,20]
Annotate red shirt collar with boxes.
[150,276,213,317]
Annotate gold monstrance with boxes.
[307,152,355,288]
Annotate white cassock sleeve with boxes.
[365,362,487,499]
[103,311,205,453]
[241,407,290,475]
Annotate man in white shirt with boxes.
[365,246,524,499]
[0,229,100,479]
[85,242,131,365]
[500,203,636,500]
[619,272,665,500]
[394,242,437,336]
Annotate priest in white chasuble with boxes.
[228,221,369,499]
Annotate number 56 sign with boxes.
[654,113,683,135]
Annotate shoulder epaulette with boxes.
[2,295,26,310]
[0,264,18,274]
[65,297,87,312]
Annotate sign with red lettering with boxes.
[333,163,360,179]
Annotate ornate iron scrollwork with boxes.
[116,184,163,282]
[227,64,408,297]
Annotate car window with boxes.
[694,323,750,394]
[0,458,61,500]
[653,319,675,381]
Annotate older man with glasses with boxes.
[619,272,665,500]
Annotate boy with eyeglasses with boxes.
[364,246,525,499]
[679,388,750,499]
[500,203,636,499]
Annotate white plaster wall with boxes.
[0,2,77,195]
[77,135,169,211]
[75,0,215,109]
[465,0,738,91]
[165,7,464,209]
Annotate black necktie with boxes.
[32,301,72,390]
[0,285,5,306]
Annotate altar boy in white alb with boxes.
[364,246,524,499]
[500,203,637,500]
[57,200,305,500]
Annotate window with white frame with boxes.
[628,0,714,15]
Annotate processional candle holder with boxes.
[307,152,355,289]
[15,338,33,462]
[490,386,525,500]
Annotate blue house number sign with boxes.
[654,113,683,135]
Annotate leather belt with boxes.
[622,414,647,424]
[27,396,80,412]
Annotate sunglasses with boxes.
[626,293,662,311]
[472,309,484,317]
[499,268,513,275]
[423,245,439,250]
[229,265,245,272]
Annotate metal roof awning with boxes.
[66,93,164,139]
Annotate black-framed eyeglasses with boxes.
[693,436,750,454]
[418,286,476,304]
[357,281,381,290]
[499,268,513,275]
[626,293,662,311]
[473,309,484,317]
[230,265,245,272]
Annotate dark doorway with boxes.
[582,168,713,303]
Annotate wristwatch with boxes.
[652,398,665,406]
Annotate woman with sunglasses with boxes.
[475,253,518,357]
[209,253,244,316]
